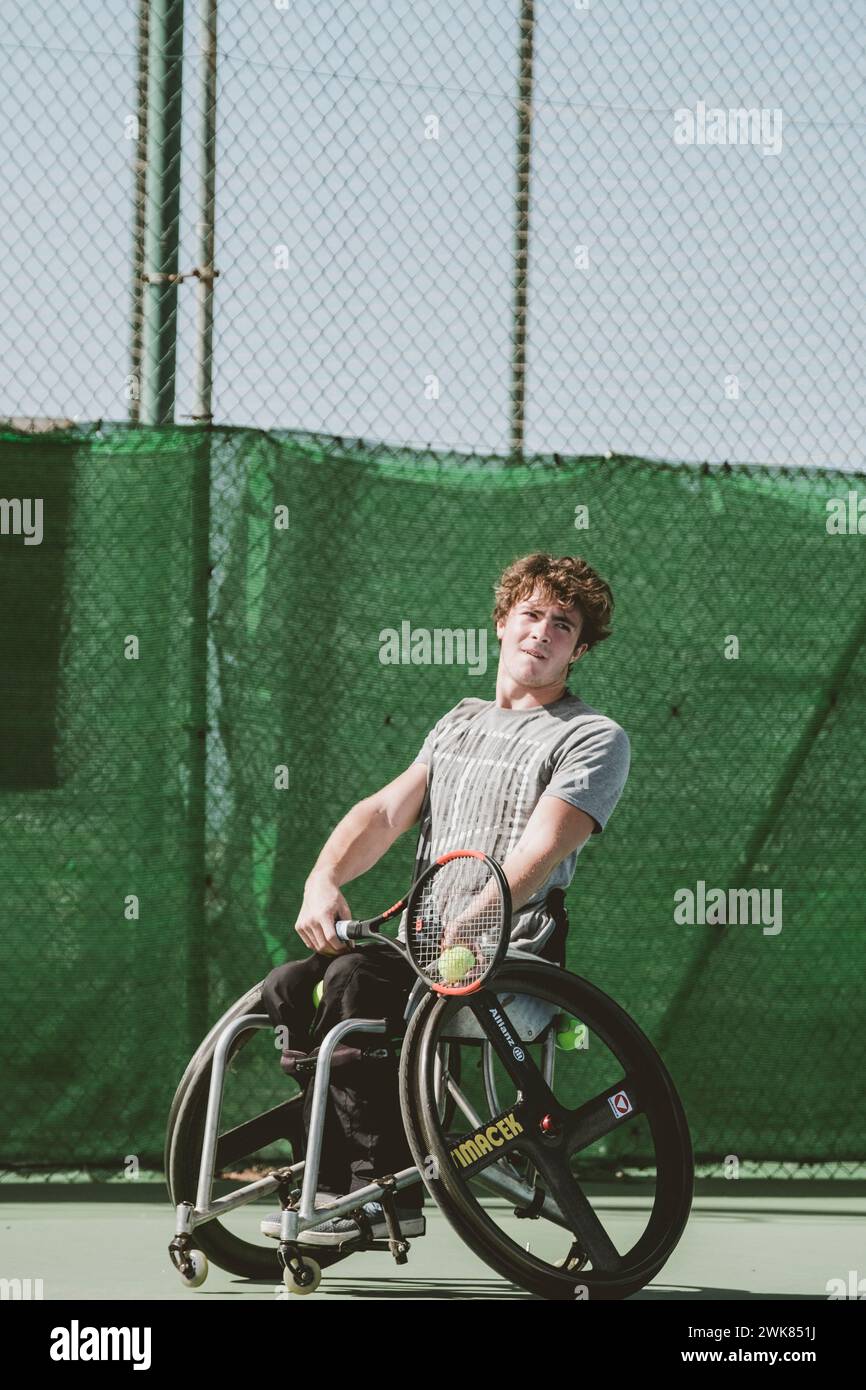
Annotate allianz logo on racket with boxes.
[378,621,487,677]
[0,497,43,545]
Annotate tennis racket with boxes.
[334,849,511,996]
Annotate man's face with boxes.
[495,588,586,689]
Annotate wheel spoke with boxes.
[564,1076,643,1157]
[530,1147,624,1274]
[444,1103,530,1179]
[461,990,558,1108]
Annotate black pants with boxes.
[261,941,423,1205]
[260,889,569,1208]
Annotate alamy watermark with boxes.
[674,101,783,157]
[826,1270,866,1299]
[1,1276,44,1299]
[49,1321,151,1369]
[379,621,487,677]
[674,880,782,936]
[0,497,43,545]
[826,490,866,534]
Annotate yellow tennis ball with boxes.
[437,946,475,984]
[312,980,324,1009]
[555,1015,586,1051]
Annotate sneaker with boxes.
[259,1193,339,1240]
[299,1200,425,1245]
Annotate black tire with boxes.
[404,961,694,1301]
[398,988,437,1192]
[165,982,344,1280]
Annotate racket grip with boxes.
[334,919,364,942]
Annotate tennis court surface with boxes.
[3,1181,863,1301]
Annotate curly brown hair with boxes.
[491,553,615,662]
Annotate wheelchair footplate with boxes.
[276,1173,422,1271]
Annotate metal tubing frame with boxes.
[179,1012,425,1241]
[141,0,184,425]
[177,996,561,1242]
[297,1016,384,1221]
[192,0,218,424]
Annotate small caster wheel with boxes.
[180,1249,208,1288]
[283,1257,321,1296]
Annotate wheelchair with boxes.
[166,948,694,1300]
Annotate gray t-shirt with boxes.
[405,690,631,956]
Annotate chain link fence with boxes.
[1,2,863,461]
[1,423,864,1181]
[1,5,865,1182]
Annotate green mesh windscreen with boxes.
[0,444,73,787]
[1,421,864,1170]
[0,426,207,1168]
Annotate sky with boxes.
[1,0,863,468]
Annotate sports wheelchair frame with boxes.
[167,953,693,1300]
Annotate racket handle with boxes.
[334,919,365,942]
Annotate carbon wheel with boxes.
[402,961,693,1300]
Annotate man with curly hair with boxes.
[260,552,631,1243]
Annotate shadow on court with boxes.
[1,1182,863,1300]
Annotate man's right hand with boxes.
[295,875,355,956]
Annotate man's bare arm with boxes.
[306,761,428,888]
[499,796,595,912]
[298,761,429,954]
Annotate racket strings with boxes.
[409,857,504,986]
